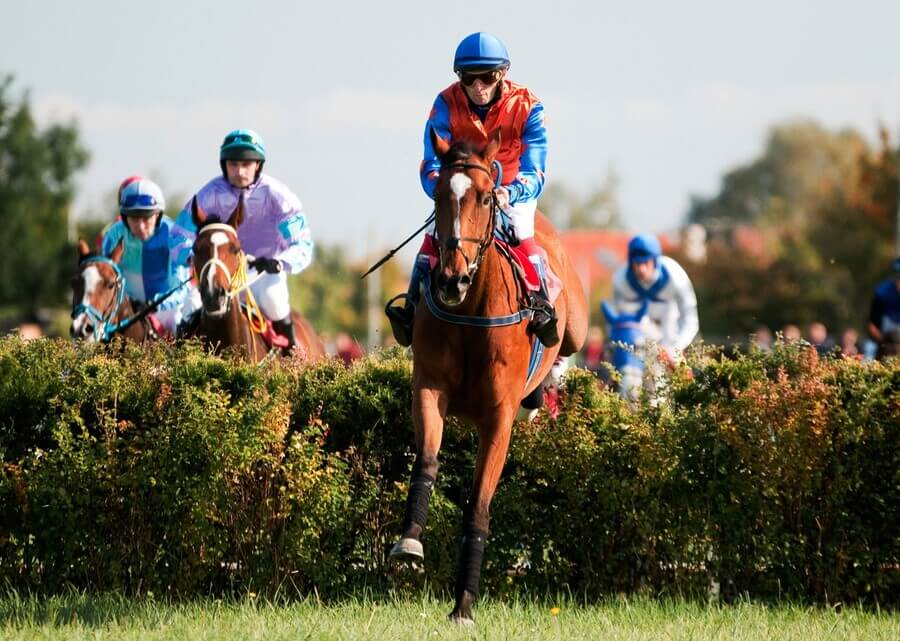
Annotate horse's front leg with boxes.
[450,402,516,625]
[390,385,448,562]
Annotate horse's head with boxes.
[601,300,648,373]
[191,195,245,317]
[70,238,126,341]
[431,130,501,306]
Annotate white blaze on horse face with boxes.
[449,173,472,238]
[205,231,231,291]
[72,265,103,338]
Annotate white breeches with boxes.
[153,308,181,335]
[505,200,537,239]
[245,269,291,321]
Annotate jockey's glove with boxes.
[249,256,283,274]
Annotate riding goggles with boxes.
[457,69,503,87]
[223,132,259,147]
[121,193,161,211]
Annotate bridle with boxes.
[434,160,500,280]
[194,222,267,331]
[71,256,127,342]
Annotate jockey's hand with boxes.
[494,186,510,210]
[249,256,283,274]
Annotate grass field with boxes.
[0,593,897,641]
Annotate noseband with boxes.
[435,160,500,278]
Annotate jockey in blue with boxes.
[611,234,699,364]
[386,32,557,348]
[171,129,313,351]
[867,257,900,358]
[98,177,190,335]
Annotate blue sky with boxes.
[4,0,899,258]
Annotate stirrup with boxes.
[385,293,415,347]
[529,296,559,347]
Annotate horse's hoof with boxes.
[449,612,475,626]
[389,537,424,562]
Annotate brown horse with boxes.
[389,132,588,624]
[70,239,159,343]
[188,196,325,363]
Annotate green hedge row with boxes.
[0,337,897,604]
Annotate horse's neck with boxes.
[203,303,264,359]
[461,244,519,316]
[117,299,148,342]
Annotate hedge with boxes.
[0,336,896,604]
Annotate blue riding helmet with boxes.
[220,129,267,162]
[453,32,510,71]
[119,178,166,216]
[628,234,662,263]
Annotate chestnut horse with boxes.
[188,196,325,363]
[390,133,588,624]
[71,239,159,343]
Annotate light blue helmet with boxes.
[453,32,510,72]
[219,129,266,162]
[627,234,662,262]
[119,178,165,216]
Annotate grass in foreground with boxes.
[0,593,897,641]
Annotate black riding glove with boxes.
[249,256,283,274]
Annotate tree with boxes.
[0,75,89,315]
[687,120,867,232]
[539,170,622,230]
[684,119,898,340]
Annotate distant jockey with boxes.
[171,129,314,351]
[611,233,699,364]
[867,257,900,359]
[98,177,190,335]
[386,32,557,348]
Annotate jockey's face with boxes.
[461,69,505,106]
[124,212,161,241]
[631,257,657,285]
[225,160,261,188]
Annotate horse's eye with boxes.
[230,246,240,255]
[105,281,115,290]
[482,195,492,207]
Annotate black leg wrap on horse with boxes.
[402,472,435,531]
[455,527,489,599]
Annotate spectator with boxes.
[839,328,861,360]
[781,324,802,342]
[807,322,835,356]
[750,325,774,352]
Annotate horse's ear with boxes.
[431,127,450,160]
[191,195,208,227]
[77,239,91,261]
[109,239,125,264]
[484,128,501,164]
[226,193,245,229]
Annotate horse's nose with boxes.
[437,272,470,302]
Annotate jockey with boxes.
[98,177,190,335]
[386,32,557,348]
[867,257,900,359]
[611,234,699,363]
[171,129,313,350]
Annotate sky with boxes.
[3,0,900,261]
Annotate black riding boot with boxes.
[385,257,429,347]
[385,296,416,347]
[272,316,297,355]
[529,289,560,347]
